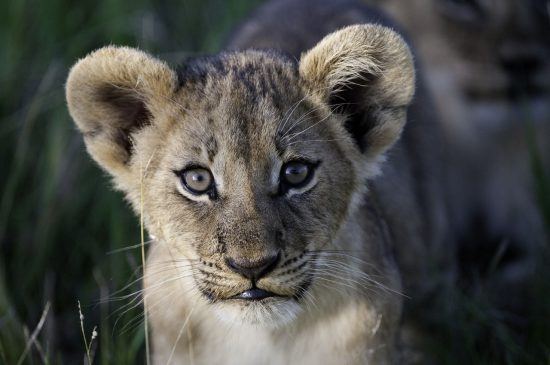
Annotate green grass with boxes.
[0,0,548,364]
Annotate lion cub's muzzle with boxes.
[225,252,281,301]
[195,248,314,304]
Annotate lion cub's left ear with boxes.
[66,46,177,180]
[300,24,415,160]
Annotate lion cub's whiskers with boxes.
[103,260,198,302]
[111,271,198,319]
[119,288,191,336]
[286,111,333,141]
[116,275,200,336]
[281,104,324,138]
[277,93,309,135]
[307,257,406,298]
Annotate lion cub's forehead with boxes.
[169,51,320,162]
[176,50,301,99]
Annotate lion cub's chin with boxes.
[210,297,303,328]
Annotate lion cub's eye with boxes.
[180,167,214,195]
[281,161,314,189]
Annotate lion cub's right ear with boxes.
[66,46,177,179]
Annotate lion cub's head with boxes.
[66,25,414,326]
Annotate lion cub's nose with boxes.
[225,253,280,281]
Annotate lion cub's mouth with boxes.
[230,288,284,301]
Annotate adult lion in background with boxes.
[368,0,550,296]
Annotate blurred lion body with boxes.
[369,0,550,309]
[66,0,450,364]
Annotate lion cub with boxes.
[66,2,447,363]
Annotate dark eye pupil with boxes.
[192,173,205,182]
[283,162,310,186]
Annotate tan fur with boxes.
[66,46,178,182]
[66,23,430,364]
[300,24,415,161]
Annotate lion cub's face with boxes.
[147,53,358,324]
[66,25,414,326]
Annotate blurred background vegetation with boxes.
[0,0,547,364]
